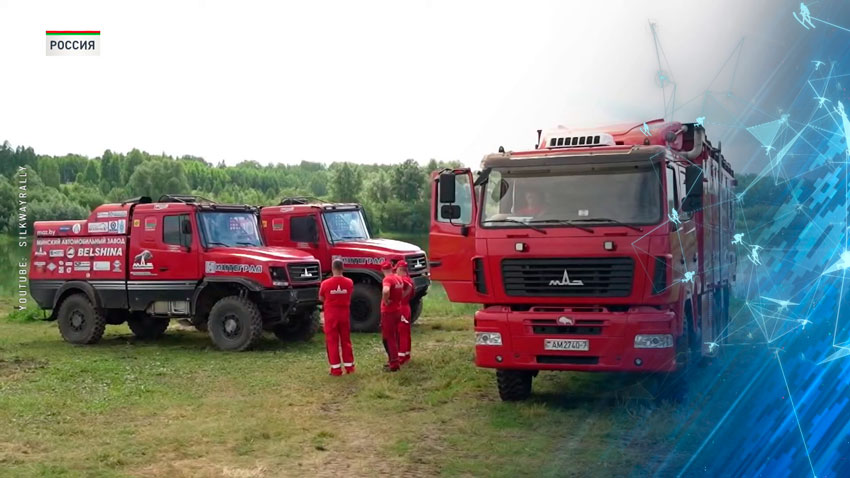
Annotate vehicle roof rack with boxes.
[120,196,153,205]
[280,196,324,205]
[158,194,217,204]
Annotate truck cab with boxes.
[30,195,322,351]
[259,198,430,332]
[431,120,736,401]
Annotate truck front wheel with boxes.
[128,313,169,340]
[409,297,423,324]
[57,293,106,345]
[273,310,320,342]
[207,296,264,351]
[350,283,381,332]
[496,370,534,401]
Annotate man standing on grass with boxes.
[319,259,355,376]
[380,261,404,372]
[396,260,414,365]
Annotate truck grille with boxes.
[501,257,634,297]
[287,262,320,283]
[405,253,428,275]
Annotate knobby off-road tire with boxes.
[128,313,170,340]
[273,309,320,342]
[496,370,534,401]
[56,293,106,345]
[350,283,382,333]
[207,296,264,351]
[409,297,423,324]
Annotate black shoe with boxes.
[382,364,400,372]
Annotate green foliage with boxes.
[128,159,191,200]
[329,162,364,203]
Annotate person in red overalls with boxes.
[395,260,414,365]
[319,259,355,376]
[380,261,404,372]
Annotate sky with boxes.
[0,0,785,168]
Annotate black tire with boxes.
[649,306,693,403]
[56,293,106,345]
[207,296,264,351]
[496,370,533,401]
[127,313,169,340]
[409,297,423,324]
[273,309,320,342]
[350,283,382,333]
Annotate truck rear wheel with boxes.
[128,313,169,340]
[273,310,320,342]
[207,296,264,351]
[409,297,423,324]
[496,370,534,401]
[350,283,381,332]
[57,293,106,345]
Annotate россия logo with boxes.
[45,31,100,56]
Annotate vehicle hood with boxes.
[206,246,317,263]
[334,238,423,256]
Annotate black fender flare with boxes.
[192,277,265,313]
[53,281,101,310]
[343,268,382,284]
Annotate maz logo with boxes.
[549,270,584,286]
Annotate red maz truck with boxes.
[431,120,736,401]
[29,195,322,351]
[259,198,430,332]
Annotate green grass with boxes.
[0,292,709,477]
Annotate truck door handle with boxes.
[429,261,442,268]
[159,267,169,272]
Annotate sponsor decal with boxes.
[33,261,46,268]
[336,256,385,266]
[87,222,109,233]
[47,262,57,272]
[34,247,47,256]
[93,261,110,271]
[49,249,64,257]
[153,204,169,210]
[97,210,128,218]
[37,229,56,236]
[75,247,123,257]
[107,219,126,233]
[66,247,76,259]
[204,261,263,274]
[72,223,81,234]
[329,285,348,295]
[37,236,126,246]
[45,30,100,57]
[74,261,91,272]
[279,206,294,212]
[113,260,122,272]
[133,219,141,227]
[59,225,71,233]
[272,219,284,231]
[557,316,574,326]
[133,250,154,269]
[144,217,157,231]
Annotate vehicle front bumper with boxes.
[474,305,679,373]
[260,286,320,307]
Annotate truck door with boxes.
[430,170,477,301]
[128,207,200,310]
[289,212,328,264]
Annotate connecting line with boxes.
[676,359,771,478]
[775,353,818,478]
[812,17,850,33]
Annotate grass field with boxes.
[0,289,749,478]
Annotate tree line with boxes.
[0,140,462,235]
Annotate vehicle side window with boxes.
[436,174,473,225]
[291,215,318,243]
[163,214,191,248]
[666,166,678,213]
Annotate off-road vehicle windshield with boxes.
[199,212,262,247]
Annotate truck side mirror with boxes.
[682,165,704,212]
[439,172,456,204]
[440,204,462,220]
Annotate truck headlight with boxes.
[270,267,289,287]
[475,332,502,346]
[634,334,674,349]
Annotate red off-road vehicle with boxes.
[259,198,430,332]
[29,195,322,351]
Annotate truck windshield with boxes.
[198,212,262,247]
[482,164,663,228]
[323,209,370,242]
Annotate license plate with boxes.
[544,339,589,351]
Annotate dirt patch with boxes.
[0,357,45,379]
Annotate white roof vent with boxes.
[544,132,616,149]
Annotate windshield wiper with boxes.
[207,241,230,247]
[482,219,547,234]
[528,219,594,233]
[572,217,643,232]
[235,241,258,246]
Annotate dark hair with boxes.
[332,259,344,271]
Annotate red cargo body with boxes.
[259,200,430,332]
[430,120,736,400]
[30,196,322,351]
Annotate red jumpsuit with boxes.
[320,276,355,375]
[398,275,414,364]
[381,274,404,370]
